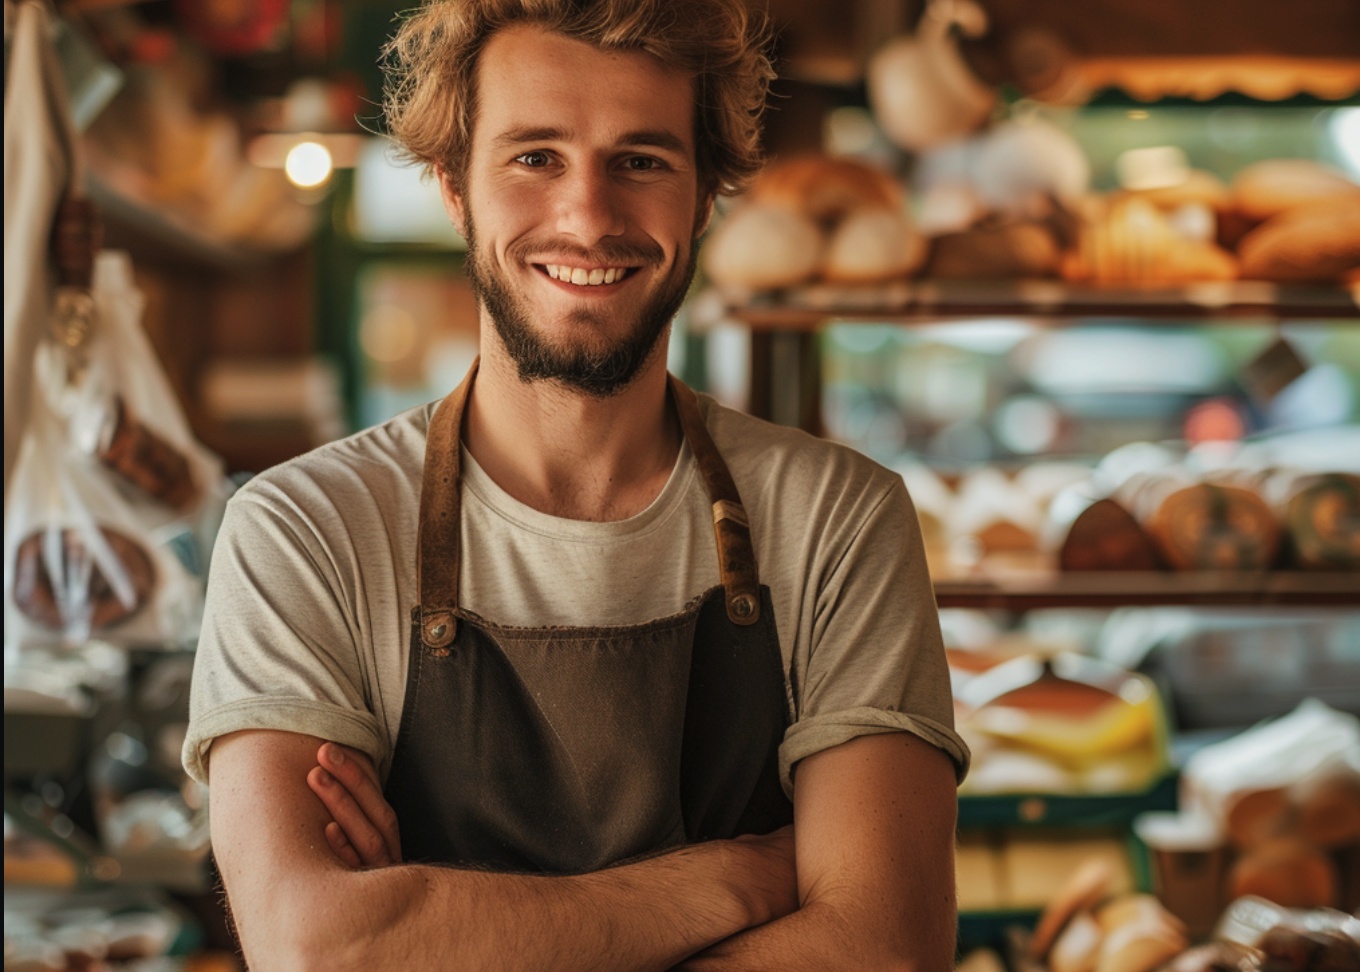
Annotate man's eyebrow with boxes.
[489,127,689,155]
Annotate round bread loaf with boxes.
[12,526,156,631]
[823,208,926,283]
[1238,198,1360,284]
[747,155,903,225]
[1280,473,1360,570]
[1231,160,1360,221]
[1227,837,1339,909]
[1094,919,1187,972]
[926,221,1062,278]
[1225,787,1293,848]
[1296,772,1360,849]
[702,203,823,291]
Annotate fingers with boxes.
[315,742,403,864]
[307,764,394,867]
[325,820,365,869]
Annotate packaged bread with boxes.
[702,203,823,291]
[1231,159,1360,222]
[1118,472,1280,571]
[1270,472,1360,570]
[1237,198,1360,284]
[12,526,157,631]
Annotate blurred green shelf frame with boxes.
[958,774,1178,828]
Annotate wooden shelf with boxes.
[933,569,1360,610]
[728,279,1360,327]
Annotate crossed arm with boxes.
[208,728,958,972]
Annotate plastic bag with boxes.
[3,250,226,648]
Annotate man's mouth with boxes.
[536,264,639,287]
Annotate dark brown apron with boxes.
[382,364,794,873]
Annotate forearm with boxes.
[235,838,770,972]
[675,893,955,972]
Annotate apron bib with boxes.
[382,365,794,873]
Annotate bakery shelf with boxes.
[958,775,1178,829]
[932,570,1360,610]
[727,279,1360,326]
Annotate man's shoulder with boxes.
[231,402,435,520]
[698,393,901,503]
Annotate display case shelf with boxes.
[958,775,1178,828]
[727,279,1360,327]
[933,570,1359,610]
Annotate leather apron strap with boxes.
[415,364,763,651]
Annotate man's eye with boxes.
[516,151,551,167]
[625,156,660,171]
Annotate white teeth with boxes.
[543,265,628,286]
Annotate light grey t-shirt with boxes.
[184,392,968,795]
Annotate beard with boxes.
[462,214,698,399]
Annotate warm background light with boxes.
[284,141,334,189]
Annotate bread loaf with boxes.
[1231,160,1360,221]
[1228,836,1339,909]
[1296,772,1360,849]
[702,204,823,291]
[823,208,926,283]
[747,155,903,226]
[1058,497,1160,572]
[1225,787,1293,848]
[1050,911,1103,972]
[1030,858,1114,959]
[1125,477,1281,571]
[1093,919,1187,972]
[1238,198,1360,284]
[926,221,1062,278]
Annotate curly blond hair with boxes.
[382,0,774,196]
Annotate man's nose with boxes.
[555,165,626,243]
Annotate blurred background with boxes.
[4,1,1358,970]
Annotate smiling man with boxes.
[185,2,967,970]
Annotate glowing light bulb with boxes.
[285,140,334,189]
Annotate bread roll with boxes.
[926,221,1062,278]
[748,155,903,226]
[1224,787,1293,848]
[1030,858,1114,959]
[1051,911,1104,972]
[1231,160,1360,221]
[823,208,926,283]
[1093,894,1185,938]
[1238,198,1360,284]
[1296,772,1360,849]
[1057,497,1160,572]
[1094,920,1187,972]
[702,204,823,291]
[1228,836,1339,909]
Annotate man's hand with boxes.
[305,742,401,868]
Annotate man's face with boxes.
[442,25,712,398]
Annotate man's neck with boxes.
[461,339,682,523]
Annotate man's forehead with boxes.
[474,25,697,148]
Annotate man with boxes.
[185,1,968,969]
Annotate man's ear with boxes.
[694,191,717,237]
[435,163,468,236]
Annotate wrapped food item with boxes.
[11,526,156,631]
[1118,473,1280,571]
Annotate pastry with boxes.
[1231,159,1360,221]
[1238,198,1360,284]
[823,208,926,283]
[747,155,903,226]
